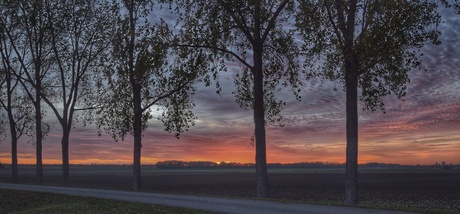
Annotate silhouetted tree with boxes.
[167,0,302,198]
[98,0,208,191]
[296,0,441,204]
[38,0,117,186]
[0,38,34,183]
[0,0,54,185]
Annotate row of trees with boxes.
[1,0,457,204]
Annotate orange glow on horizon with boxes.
[1,132,459,165]
[2,146,458,165]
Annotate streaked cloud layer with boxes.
[1,6,459,166]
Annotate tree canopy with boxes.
[167,0,303,197]
[296,0,441,204]
[297,0,441,112]
[169,0,303,123]
[97,0,210,191]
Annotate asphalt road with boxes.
[0,183,415,214]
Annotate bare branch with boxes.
[261,0,290,42]
[172,43,252,69]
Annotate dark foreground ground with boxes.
[1,165,459,213]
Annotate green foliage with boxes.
[168,0,303,126]
[297,0,442,204]
[296,0,441,112]
[98,1,208,140]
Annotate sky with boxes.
[0,5,459,166]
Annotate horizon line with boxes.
[1,161,459,166]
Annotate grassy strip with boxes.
[0,189,211,214]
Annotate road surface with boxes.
[0,183,415,214]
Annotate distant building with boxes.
[442,161,446,166]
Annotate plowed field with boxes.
[1,166,458,213]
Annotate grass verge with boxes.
[0,189,210,214]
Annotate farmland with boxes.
[1,165,459,213]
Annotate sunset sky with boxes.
[1,5,459,166]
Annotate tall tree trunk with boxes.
[345,70,358,204]
[127,0,142,192]
[35,86,43,185]
[343,1,358,204]
[8,118,18,183]
[61,126,70,186]
[253,42,268,198]
[132,84,142,191]
[6,78,18,183]
[11,138,18,183]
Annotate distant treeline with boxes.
[153,160,444,169]
[1,161,456,170]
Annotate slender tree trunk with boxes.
[6,79,18,183]
[132,84,142,191]
[127,0,142,192]
[8,108,18,183]
[10,130,18,183]
[345,70,358,204]
[342,1,358,203]
[35,87,43,185]
[11,138,18,183]
[253,41,269,198]
[61,126,70,186]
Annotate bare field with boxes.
[1,165,459,213]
